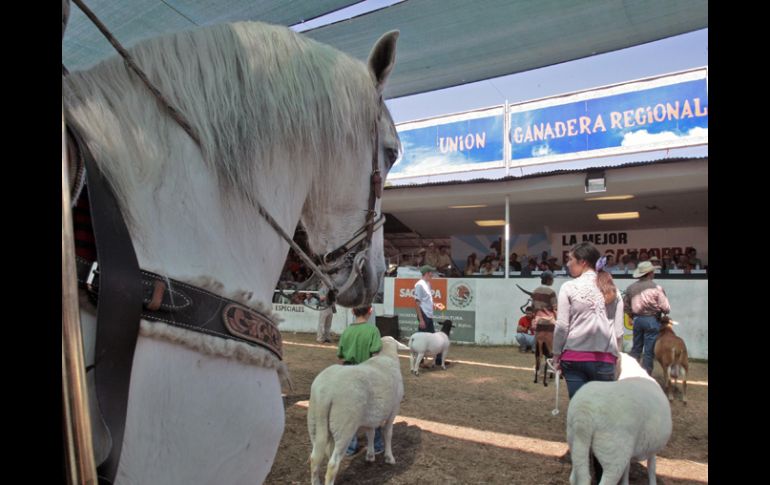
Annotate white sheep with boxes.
[307,336,409,485]
[408,320,453,375]
[566,353,672,485]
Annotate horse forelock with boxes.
[63,21,380,214]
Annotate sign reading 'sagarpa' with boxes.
[393,278,476,343]
[509,69,708,165]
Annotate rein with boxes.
[71,0,202,149]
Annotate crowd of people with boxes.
[402,242,459,276]
[598,247,704,274]
[463,246,704,276]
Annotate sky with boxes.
[386,28,708,124]
[290,1,708,125]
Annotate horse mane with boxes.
[63,21,379,213]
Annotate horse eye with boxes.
[384,147,399,167]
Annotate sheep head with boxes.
[380,336,409,359]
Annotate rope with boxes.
[71,0,202,149]
[546,358,561,416]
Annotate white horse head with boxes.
[63,21,399,483]
[299,31,401,307]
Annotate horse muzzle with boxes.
[328,250,380,307]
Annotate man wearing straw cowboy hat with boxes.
[623,261,671,375]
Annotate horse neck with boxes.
[124,147,314,304]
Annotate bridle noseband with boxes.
[279,97,387,307]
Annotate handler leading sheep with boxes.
[553,242,625,483]
[413,265,446,367]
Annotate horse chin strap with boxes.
[329,250,369,298]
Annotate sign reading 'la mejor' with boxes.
[392,70,707,177]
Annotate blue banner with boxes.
[509,78,708,161]
[392,114,504,176]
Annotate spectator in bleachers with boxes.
[509,252,522,271]
[490,237,502,255]
[280,265,296,282]
[521,257,537,277]
[423,242,441,268]
[686,248,702,269]
[465,253,480,275]
[436,245,454,275]
[660,254,674,272]
[547,256,561,271]
[678,254,693,274]
[638,251,650,262]
[625,254,638,272]
[479,253,495,266]
[603,254,619,272]
[480,261,494,275]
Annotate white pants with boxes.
[317,308,333,342]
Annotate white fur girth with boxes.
[138,319,293,389]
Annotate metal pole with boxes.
[62,107,98,485]
[504,196,510,280]
[504,100,510,178]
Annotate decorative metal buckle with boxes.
[86,261,99,291]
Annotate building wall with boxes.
[274,276,708,359]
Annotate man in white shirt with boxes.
[413,265,445,364]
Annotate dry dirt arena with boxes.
[266,332,708,485]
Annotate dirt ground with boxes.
[265,332,708,485]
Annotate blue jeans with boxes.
[629,315,660,375]
[347,427,384,454]
[515,333,535,349]
[560,360,616,398]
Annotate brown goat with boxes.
[654,316,689,404]
[533,317,555,386]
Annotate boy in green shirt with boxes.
[337,306,382,365]
[337,305,385,455]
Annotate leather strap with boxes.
[69,125,283,484]
[74,126,143,484]
[75,257,283,360]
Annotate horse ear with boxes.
[368,30,399,94]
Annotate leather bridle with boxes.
[64,4,388,482]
